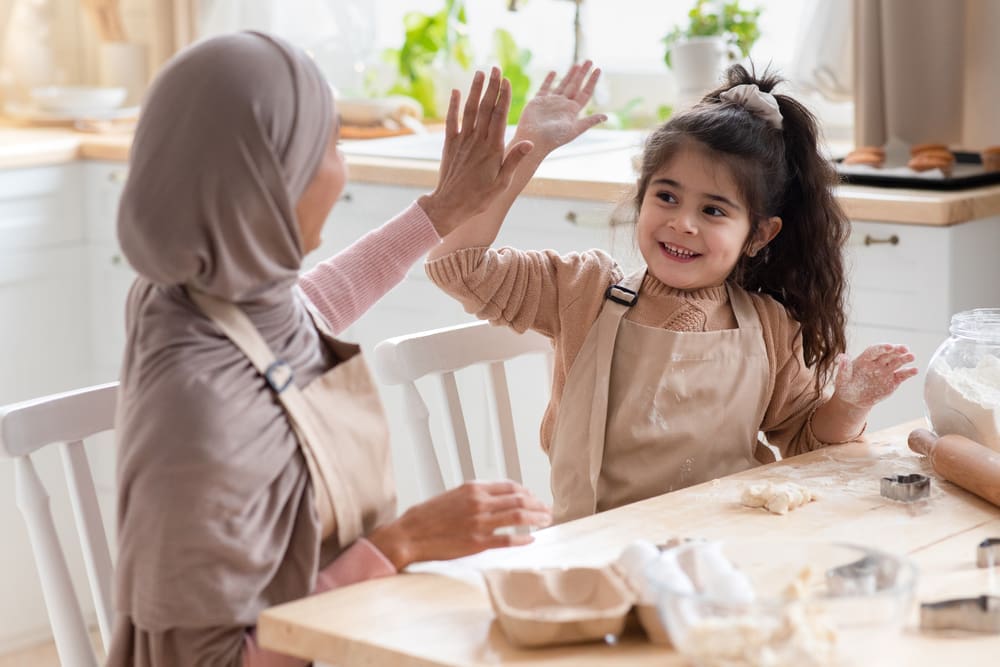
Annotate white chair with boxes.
[0,382,118,667]
[373,321,553,498]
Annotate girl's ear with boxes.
[748,216,782,256]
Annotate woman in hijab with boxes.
[107,31,572,666]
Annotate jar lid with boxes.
[949,308,1000,343]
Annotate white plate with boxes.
[31,85,127,114]
[3,101,140,122]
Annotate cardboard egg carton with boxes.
[482,565,671,648]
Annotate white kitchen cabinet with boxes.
[0,163,105,652]
[844,217,1000,430]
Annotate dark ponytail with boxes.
[634,64,849,387]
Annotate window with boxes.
[189,0,853,139]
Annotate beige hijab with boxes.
[114,32,336,631]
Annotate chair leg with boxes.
[14,456,99,667]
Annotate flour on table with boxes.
[741,482,817,515]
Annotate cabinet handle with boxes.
[107,170,128,184]
[339,191,353,202]
[864,234,899,246]
[111,254,123,266]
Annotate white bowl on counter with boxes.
[30,86,128,115]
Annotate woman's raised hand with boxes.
[418,67,535,237]
[366,480,552,570]
[513,60,606,155]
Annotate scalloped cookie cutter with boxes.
[880,473,930,502]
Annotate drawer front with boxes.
[500,195,642,271]
[82,161,128,244]
[0,164,84,251]
[845,221,951,331]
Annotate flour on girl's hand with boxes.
[741,482,817,515]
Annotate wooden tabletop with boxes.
[258,420,1000,666]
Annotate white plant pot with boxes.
[670,36,738,108]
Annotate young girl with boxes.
[427,64,918,523]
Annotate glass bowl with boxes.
[651,539,917,667]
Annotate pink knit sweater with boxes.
[299,202,442,334]
[242,202,440,666]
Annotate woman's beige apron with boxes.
[188,288,396,551]
[549,270,774,523]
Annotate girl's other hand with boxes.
[366,480,552,570]
[514,60,607,155]
[832,344,918,409]
[419,67,534,237]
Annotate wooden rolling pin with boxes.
[908,429,1000,508]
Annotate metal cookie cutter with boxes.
[880,473,930,502]
[826,555,899,595]
[920,595,1000,634]
[977,538,1000,568]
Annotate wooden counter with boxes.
[3,125,1000,226]
[258,420,1000,666]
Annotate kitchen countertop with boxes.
[3,125,1000,226]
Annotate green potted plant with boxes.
[663,0,762,67]
[375,0,533,121]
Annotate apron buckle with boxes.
[264,360,295,393]
[605,284,638,307]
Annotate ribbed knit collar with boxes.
[640,272,729,302]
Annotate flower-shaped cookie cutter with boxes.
[880,473,930,502]
[920,595,1000,634]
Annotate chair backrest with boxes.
[373,321,553,499]
[0,382,118,667]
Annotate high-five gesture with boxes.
[514,60,607,155]
[419,67,534,237]
[426,61,608,260]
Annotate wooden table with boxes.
[259,421,1000,665]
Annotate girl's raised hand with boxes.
[833,344,918,409]
[514,60,607,155]
[418,67,534,237]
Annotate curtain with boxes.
[854,0,1000,149]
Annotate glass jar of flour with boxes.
[924,308,1000,451]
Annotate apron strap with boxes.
[185,287,347,542]
[581,270,645,511]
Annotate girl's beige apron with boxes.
[549,271,773,523]
[188,288,396,551]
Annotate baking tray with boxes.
[835,151,1000,190]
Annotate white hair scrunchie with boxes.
[720,83,783,129]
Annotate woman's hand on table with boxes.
[367,480,552,570]
[418,68,534,237]
[512,60,606,156]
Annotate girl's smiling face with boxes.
[636,140,781,291]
